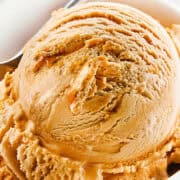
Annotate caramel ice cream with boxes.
[0,2,180,179]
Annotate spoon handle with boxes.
[65,0,81,8]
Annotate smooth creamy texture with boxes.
[14,2,180,162]
[0,2,180,179]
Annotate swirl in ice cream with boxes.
[0,2,179,179]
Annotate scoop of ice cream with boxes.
[12,2,180,164]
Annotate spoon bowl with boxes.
[0,0,80,79]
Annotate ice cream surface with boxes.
[0,2,180,179]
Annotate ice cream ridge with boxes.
[0,2,180,179]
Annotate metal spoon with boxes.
[0,0,80,78]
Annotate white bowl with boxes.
[97,0,180,26]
